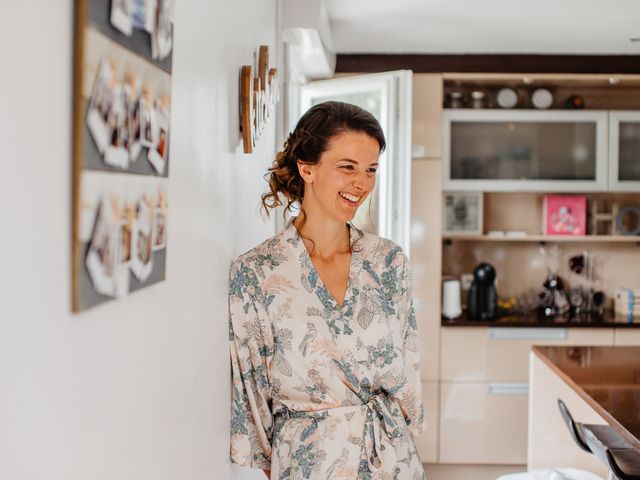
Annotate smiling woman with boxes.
[228,101,428,479]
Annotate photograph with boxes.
[110,0,133,36]
[152,189,167,250]
[85,197,119,297]
[130,195,154,282]
[103,85,130,169]
[118,202,135,264]
[443,192,483,235]
[130,0,148,30]
[128,97,142,161]
[139,86,157,149]
[142,0,158,33]
[154,0,174,60]
[123,71,142,162]
[86,60,118,155]
[147,98,169,174]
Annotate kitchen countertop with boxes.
[442,310,640,328]
[532,345,640,452]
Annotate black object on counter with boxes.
[539,274,570,317]
[563,94,585,109]
[467,262,497,321]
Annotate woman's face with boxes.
[298,131,380,224]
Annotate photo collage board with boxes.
[72,0,174,312]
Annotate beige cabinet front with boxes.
[414,381,439,463]
[441,327,614,382]
[614,328,640,345]
[439,326,613,465]
[440,381,529,464]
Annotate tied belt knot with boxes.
[272,393,406,472]
[363,394,405,470]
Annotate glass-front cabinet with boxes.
[443,109,608,192]
[609,111,640,191]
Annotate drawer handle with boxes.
[488,382,529,396]
[488,328,568,340]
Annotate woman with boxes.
[229,101,426,479]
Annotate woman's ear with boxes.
[297,161,315,183]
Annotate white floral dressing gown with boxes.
[229,221,426,480]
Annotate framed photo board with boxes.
[443,192,483,236]
[72,0,174,312]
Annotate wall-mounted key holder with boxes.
[239,45,279,154]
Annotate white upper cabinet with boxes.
[609,111,640,191]
[443,109,609,192]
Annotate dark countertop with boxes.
[533,345,640,452]
[442,310,640,328]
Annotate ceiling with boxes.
[324,0,640,55]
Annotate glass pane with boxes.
[450,121,597,181]
[618,121,640,181]
[310,91,382,122]
[309,91,382,235]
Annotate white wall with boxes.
[1,1,277,479]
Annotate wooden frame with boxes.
[72,0,174,312]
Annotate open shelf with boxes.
[443,234,640,243]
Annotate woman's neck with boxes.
[293,212,350,260]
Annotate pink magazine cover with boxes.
[543,195,587,235]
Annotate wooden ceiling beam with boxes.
[335,54,640,74]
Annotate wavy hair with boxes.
[261,101,386,216]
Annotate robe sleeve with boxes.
[396,252,427,437]
[228,258,273,469]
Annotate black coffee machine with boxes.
[467,262,497,321]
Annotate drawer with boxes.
[414,381,439,463]
[441,327,613,382]
[439,381,529,465]
[614,328,640,345]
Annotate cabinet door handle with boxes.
[488,328,568,340]
[488,382,529,396]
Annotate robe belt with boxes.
[272,394,406,471]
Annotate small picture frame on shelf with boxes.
[543,194,587,236]
[443,192,483,236]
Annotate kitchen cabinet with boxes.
[614,328,640,345]
[440,381,529,464]
[609,111,640,191]
[441,327,613,382]
[443,109,608,192]
[438,326,614,464]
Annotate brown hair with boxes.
[261,101,386,215]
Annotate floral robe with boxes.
[229,221,426,479]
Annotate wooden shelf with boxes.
[443,234,640,243]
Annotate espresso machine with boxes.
[467,262,498,321]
